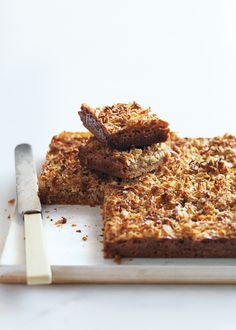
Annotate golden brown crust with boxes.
[103,133,236,257]
[104,238,236,258]
[38,131,115,206]
[78,102,169,150]
[79,137,170,179]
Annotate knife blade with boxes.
[15,144,41,214]
[15,144,52,285]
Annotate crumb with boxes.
[82,235,88,241]
[114,255,121,264]
[61,217,67,224]
[45,210,50,213]
[7,214,11,219]
[54,208,57,211]
[46,215,50,219]
[55,217,67,225]
[50,219,53,221]
[99,234,103,237]
[128,258,133,261]
[8,198,16,205]
[76,229,81,233]
[72,224,77,227]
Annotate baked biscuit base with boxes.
[79,136,170,179]
[78,102,169,150]
[38,132,114,206]
[103,133,236,258]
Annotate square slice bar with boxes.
[79,136,170,179]
[103,133,236,258]
[38,131,115,206]
[78,102,169,150]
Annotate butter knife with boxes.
[15,144,52,285]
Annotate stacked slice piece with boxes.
[79,102,169,150]
[78,102,170,179]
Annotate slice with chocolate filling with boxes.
[79,136,170,179]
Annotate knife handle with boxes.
[24,213,52,285]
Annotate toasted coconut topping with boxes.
[81,102,169,134]
[81,136,170,167]
[38,131,115,205]
[103,133,236,242]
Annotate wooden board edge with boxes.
[1,265,236,284]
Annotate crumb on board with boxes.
[7,214,11,219]
[55,217,67,226]
[46,215,50,219]
[61,216,67,224]
[45,210,50,213]
[82,235,88,241]
[50,219,53,221]
[114,255,121,264]
[8,198,16,205]
[72,224,77,227]
[76,229,81,233]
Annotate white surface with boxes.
[0,0,236,329]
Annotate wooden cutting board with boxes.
[1,205,236,284]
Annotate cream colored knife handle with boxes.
[24,213,52,285]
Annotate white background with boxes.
[0,0,236,329]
